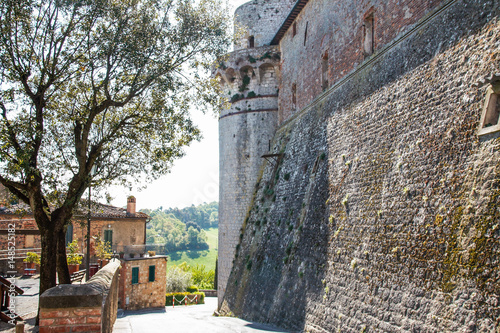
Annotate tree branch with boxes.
[0,175,29,205]
[0,101,23,155]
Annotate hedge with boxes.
[166,292,205,306]
[186,285,199,293]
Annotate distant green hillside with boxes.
[140,202,218,270]
[167,227,218,271]
[165,201,218,229]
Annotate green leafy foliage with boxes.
[164,202,218,229]
[231,93,244,103]
[145,212,209,251]
[167,262,215,290]
[239,75,251,92]
[142,202,218,252]
[66,240,82,265]
[0,0,231,294]
[186,285,199,293]
[166,265,193,293]
[23,252,40,264]
[166,227,218,270]
[0,0,231,197]
[93,235,112,260]
[177,262,215,289]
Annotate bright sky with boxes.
[108,0,250,211]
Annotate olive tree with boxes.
[0,0,230,302]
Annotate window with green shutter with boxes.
[132,267,139,284]
[149,265,155,282]
[104,229,113,245]
[65,224,73,246]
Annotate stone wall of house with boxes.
[118,256,167,310]
[0,214,146,274]
[0,216,40,275]
[0,216,40,249]
[0,211,146,265]
[71,217,146,256]
[219,0,500,331]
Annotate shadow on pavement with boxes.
[118,307,166,317]
[245,323,290,332]
[114,297,290,333]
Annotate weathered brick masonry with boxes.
[39,260,120,333]
[0,216,40,274]
[278,0,464,122]
[219,0,500,331]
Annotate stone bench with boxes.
[70,269,86,284]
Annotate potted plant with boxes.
[23,252,40,275]
[148,250,156,257]
[129,253,135,258]
[66,240,82,274]
[119,251,125,259]
[94,235,113,267]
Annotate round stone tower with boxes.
[216,0,295,308]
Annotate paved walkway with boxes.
[0,276,40,332]
[113,297,290,333]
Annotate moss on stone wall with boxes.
[221,1,500,332]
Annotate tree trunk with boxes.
[39,229,58,293]
[56,228,71,285]
[37,228,58,324]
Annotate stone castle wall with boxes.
[217,44,281,305]
[218,1,288,306]
[233,0,295,50]
[278,0,462,123]
[219,0,500,331]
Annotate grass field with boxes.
[167,227,218,271]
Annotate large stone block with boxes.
[39,259,120,333]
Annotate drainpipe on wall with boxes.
[144,217,150,246]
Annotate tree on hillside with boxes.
[0,0,230,306]
[144,208,209,251]
[209,210,218,226]
[165,201,218,228]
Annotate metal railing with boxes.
[0,248,41,261]
[0,244,168,261]
[111,244,167,258]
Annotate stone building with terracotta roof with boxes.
[0,195,149,275]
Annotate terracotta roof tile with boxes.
[0,201,149,219]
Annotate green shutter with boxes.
[104,229,113,244]
[65,224,73,246]
[149,265,155,282]
[132,267,139,284]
